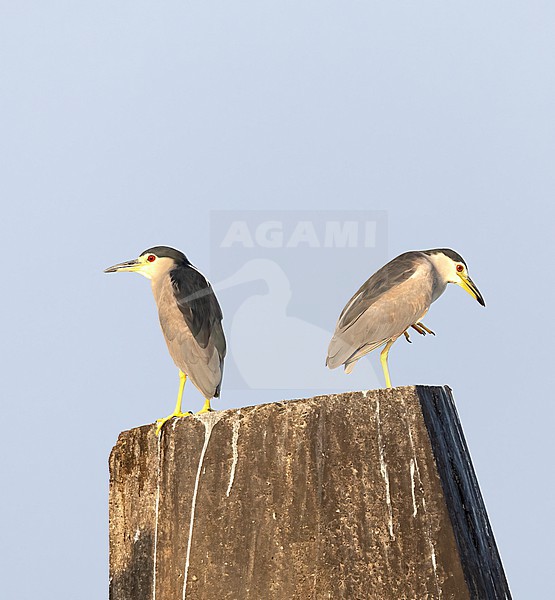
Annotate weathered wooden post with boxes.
[109,386,511,599]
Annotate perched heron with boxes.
[104,246,226,434]
[326,249,485,388]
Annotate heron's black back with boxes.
[169,264,226,396]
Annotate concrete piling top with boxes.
[109,386,511,600]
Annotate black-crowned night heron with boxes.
[104,246,226,434]
[326,249,485,388]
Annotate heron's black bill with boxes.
[104,259,139,273]
[466,276,485,307]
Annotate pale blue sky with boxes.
[1,2,554,598]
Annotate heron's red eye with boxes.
[456,264,464,273]
[147,255,156,263]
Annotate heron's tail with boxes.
[344,360,357,374]
[326,331,356,370]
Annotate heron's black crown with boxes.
[422,248,467,268]
[141,246,189,265]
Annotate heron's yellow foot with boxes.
[403,330,412,343]
[417,322,435,335]
[411,323,426,335]
[155,411,192,436]
[195,398,213,414]
[412,321,435,336]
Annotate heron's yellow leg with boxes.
[196,398,213,414]
[155,371,191,435]
[174,371,187,414]
[380,339,396,388]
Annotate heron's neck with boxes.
[424,253,452,302]
[150,269,174,304]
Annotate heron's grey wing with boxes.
[327,252,430,369]
[342,280,432,368]
[159,265,226,397]
[337,251,423,329]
